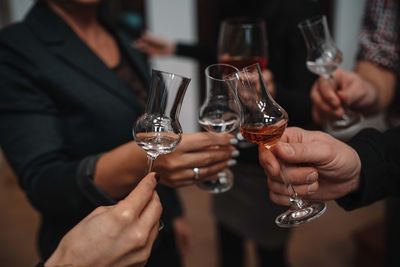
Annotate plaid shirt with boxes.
[358,0,400,72]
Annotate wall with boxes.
[333,0,367,70]
[146,0,199,133]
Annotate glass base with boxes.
[196,169,233,194]
[275,201,326,228]
[328,110,362,130]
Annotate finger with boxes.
[267,176,319,197]
[258,145,281,177]
[267,165,318,185]
[268,190,291,206]
[161,158,236,187]
[311,84,343,117]
[138,192,162,230]
[316,78,342,108]
[157,146,236,173]
[178,132,236,152]
[118,173,157,215]
[273,140,332,166]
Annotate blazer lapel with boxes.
[25,2,146,110]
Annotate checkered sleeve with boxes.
[358,0,400,71]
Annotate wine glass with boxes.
[197,64,241,193]
[218,17,268,146]
[133,69,191,174]
[229,63,326,227]
[298,15,362,129]
[218,17,268,69]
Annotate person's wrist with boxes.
[44,245,73,267]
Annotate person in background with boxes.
[40,173,161,267]
[0,0,237,266]
[134,1,324,266]
[309,0,399,265]
[310,0,398,127]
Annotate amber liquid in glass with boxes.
[240,119,288,148]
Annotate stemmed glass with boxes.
[218,17,268,146]
[197,64,241,193]
[218,18,268,69]
[298,15,361,129]
[230,63,326,227]
[133,69,191,174]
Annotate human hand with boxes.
[173,216,192,259]
[134,32,176,57]
[258,127,361,206]
[46,173,162,267]
[311,68,377,125]
[155,132,238,187]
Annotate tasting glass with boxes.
[298,15,361,129]
[197,64,241,193]
[133,69,191,173]
[229,63,326,227]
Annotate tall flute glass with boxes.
[197,64,241,193]
[298,15,362,130]
[133,69,191,173]
[230,63,326,227]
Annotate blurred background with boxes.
[0,0,386,266]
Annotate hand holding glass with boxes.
[298,15,361,129]
[229,63,326,227]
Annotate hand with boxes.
[134,32,176,57]
[310,68,377,125]
[46,173,162,267]
[173,216,192,259]
[258,127,361,206]
[155,132,238,187]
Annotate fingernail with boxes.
[231,150,240,157]
[155,173,161,183]
[227,159,237,167]
[281,143,295,156]
[307,182,318,194]
[230,138,238,145]
[306,172,318,183]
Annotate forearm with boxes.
[355,60,396,112]
[94,141,148,199]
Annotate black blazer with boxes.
[0,3,181,259]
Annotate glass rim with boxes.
[152,69,191,81]
[205,63,239,82]
[222,17,265,28]
[297,15,326,29]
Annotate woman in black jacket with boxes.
[0,0,237,265]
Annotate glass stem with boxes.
[147,155,157,173]
[280,161,305,210]
[323,73,352,122]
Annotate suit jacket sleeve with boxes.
[0,46,115,220]
[337,127,400,210]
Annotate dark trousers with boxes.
[217,222,289,267]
